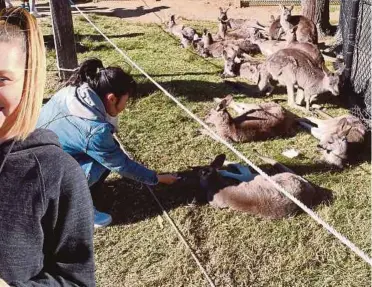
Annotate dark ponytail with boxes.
[66,58,137,100]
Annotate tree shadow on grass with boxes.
[88,6,170,19]
[44,33,144,52]
[136,78,260,102]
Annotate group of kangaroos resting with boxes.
[164,6,368,219]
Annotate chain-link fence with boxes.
[340,0,371,129]
[241,0,340,6]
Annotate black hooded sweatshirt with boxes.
[0,129,95,286]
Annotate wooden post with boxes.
[0,0,5,10]
[49,0,78,80]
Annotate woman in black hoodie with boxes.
[0,8,95,287]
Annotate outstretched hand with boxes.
[157,173,180,185]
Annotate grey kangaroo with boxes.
[198,153,321,219]
[258,48,342,111]
[270,5,318,44]
[198,30,259,58]
[279,5,318,43]
[222,47,262,83]
[298,115,366,168]
[205,95,295,142]
[167,15,198,48]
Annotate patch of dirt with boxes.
[34,0,339,26]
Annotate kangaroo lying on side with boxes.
[205,95,295,142]
[298,115,366,168]
[198,30,260,58]
[279,5,318,44]
[258,48,342,111]
[198,153,325,219]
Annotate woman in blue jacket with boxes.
[37,58,178,228]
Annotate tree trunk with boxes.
[301,0,334,37]
[50,0,78,80]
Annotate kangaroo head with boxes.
[199,154,226,190]
[318,118,351,168]
[222,46,241,77]
[323,71,341,96]
[279,5,293,20]
[205,95,233,125]
[168,15,176,28]
[218,7,229,21]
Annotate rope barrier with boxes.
[68,0,372,267]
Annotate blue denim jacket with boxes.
[37,83,158,186]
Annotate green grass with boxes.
[39,14,370,287]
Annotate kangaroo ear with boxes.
[289,5,294,11]
[224,94,234,106]
[211,154,226,169]
[217,98,229,111]
[225,8,229,13]
[223,49,228,59]
[219,7,223,12]
[337,125,352,139]
[336,118,352,138]
[279,4,284,11]
[270,15,275,22]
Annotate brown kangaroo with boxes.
[205,95,295,142]
[198,153,325,219]
[270,5,318,44]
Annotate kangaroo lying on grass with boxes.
[167,15,198,48]
[217,7,268,40]
[198,30,260,58]
[197,152,328,219]
[204,95,295,142]
[221,48,263,83]
[270,5,318,44]
[298,115,366,168]
[258,48,343,111]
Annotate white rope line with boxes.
[113,134,216,286]
[70,2,372,266]
[144,185,216,287]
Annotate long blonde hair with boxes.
[0,8,46,140]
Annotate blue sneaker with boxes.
[94,208,112,228]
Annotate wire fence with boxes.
[340,0,371,129]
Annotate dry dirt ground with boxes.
[25,0,340,25]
